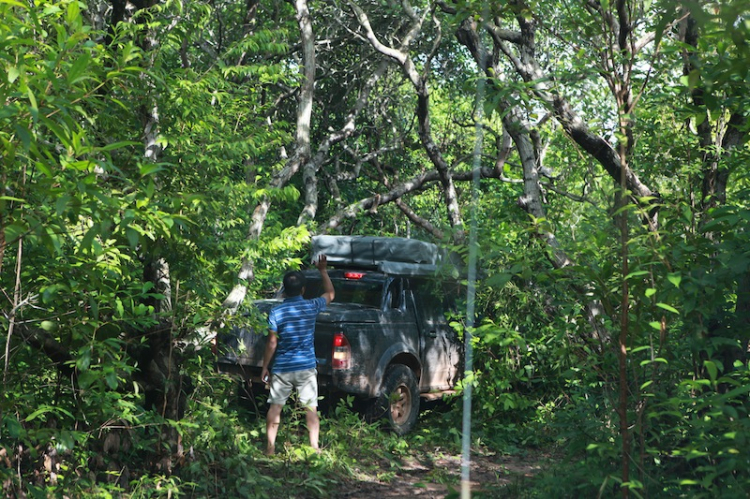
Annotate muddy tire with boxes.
[369,365,420,435]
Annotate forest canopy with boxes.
[1,0,749,496]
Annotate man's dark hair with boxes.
[283,270,306,297]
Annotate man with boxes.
[261,255,335,455]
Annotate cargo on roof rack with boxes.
[311,235,446,276]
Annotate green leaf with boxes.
[703,360,718,382]
[25,407,48,422]
[68,160,95,172]
[667,273,681,288]
[66,0,80,24]
[656,302,679,314]
[625,270,649,280]
[145,179,155,198]
[67,52,91,84]
[3,223,27,244]
[8,66,20,83]
[679,70,701,89]
[57,430,77,451]
[718,384,750,402]
[79,224,98,253]
[724,405,738,419]
[55,194,70,215]
[645,288,656,297]
[105,371,118,389]
[641,357,668,366]
[486,272,513,289]
[98,140,139,152]
[43,3,61,15]
[139,163,163,176]
[0,0,26,7]
[0,196,26,203]
[40,320,57,332]
[126,226,139,247]
[77,349,91,371]
[681,204,692,223]
[679,479,699,485]
[3,417,23,438]
[26,405,73,422]
[26,86,38,116]
[653,8,671,49]
[39,116,70,147]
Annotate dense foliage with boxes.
[1,0,748,497]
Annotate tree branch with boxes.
[395,199,444,240]
[322,161,517,232]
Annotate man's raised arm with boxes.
[316,255,335,304]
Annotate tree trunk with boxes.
[112,0,183,473]
[682,11,748,372]
[138,259,187,474]
[295,0,318,225]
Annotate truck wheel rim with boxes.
[390,384,411,425]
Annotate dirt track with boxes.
[333,451,543,498]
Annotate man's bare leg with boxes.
[266,404,283,455]
[305,407,320,452]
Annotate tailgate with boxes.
[314,304,380,380]
[217,324,267,367]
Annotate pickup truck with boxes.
[216,236,464,434]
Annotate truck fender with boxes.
[372,344,422,396]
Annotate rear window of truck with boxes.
[302,274,384,308]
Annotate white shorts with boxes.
[268,368,318,408]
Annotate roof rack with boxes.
[312,235,460,278]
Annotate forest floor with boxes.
[330,448,547,498]
[250,399,555,498]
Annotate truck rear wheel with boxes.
[370,364,420,435]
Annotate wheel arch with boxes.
[373,344,421,396]
[388,353,421,380]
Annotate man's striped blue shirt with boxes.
[268,295,327,373]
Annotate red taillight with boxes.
[344,271,365,280]
[332,332,351,369]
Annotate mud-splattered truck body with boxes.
[216,236,463,433]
